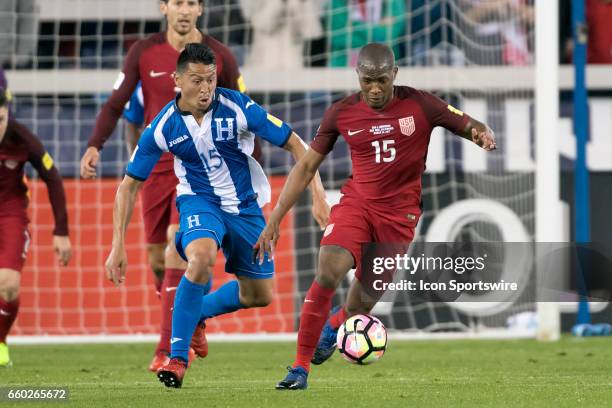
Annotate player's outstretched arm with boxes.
[282,132,330,229]
[255,147,326,264]
[105,175,143,286]
[80,43,143,179]
[461,119,497,151]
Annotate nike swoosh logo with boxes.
[149,70,167,78]
[165,286,177,292]
[245,101,255,109]
[304,299,314,303]
[0,309,10,316]
[347,129,364,136]
[170,337,182,344]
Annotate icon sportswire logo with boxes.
[347,129,365,136]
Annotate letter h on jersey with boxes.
[214,118,235,141]
[187,215,201,229]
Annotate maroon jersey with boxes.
[586,0,612,63]
[0,119,69,235]
[311,86,470,207]
[87,31,244,173]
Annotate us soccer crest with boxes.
[399,116,415,136]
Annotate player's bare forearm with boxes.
[461,119,497,151]
[105,175,141,286]
[111,175,142,247]
[283,132,326,199]
[271,148,325,225]
[282,133,329,230]
[254,149,324,264]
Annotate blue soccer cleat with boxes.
[311,306,340,365]
[275,366,308,390]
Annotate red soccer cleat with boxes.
[148,348,196,372]
[190,322,208,358]
[148,352,169,373]
[157,358,187,388]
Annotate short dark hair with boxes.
[176,43,216,72]
[0,88,7,107]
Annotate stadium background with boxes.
[2,0,612,340]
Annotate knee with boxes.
[146,245,165,277]
[316,248,353,289]
[165,225,187,269]
[164,243,186,268]
[345,303,372,316]
[166,224,180,245]
[0,270,20,302]
[315,272,340,289]
[240,291,272,308]
[186,248,216,283]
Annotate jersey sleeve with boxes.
[417,90,471,135]
[240,95,293,147]
[309,103,341,155]
[122,83,144,126]
[125,123,164,181]
[19,122,69,236]
[87,41,144,150]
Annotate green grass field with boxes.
[2,337,612,407]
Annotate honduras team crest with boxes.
[399,116,415,136]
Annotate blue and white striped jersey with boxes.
[126,87,292,214]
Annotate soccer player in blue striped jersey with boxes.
[105,43,329,388]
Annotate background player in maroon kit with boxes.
[255,43,497,390]
[0,88,72,367]
[78,0,248,371]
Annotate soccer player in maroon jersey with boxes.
[78,0,248,372]
[255,43,497,390]
[0,89,72,366]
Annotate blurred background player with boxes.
[0,68,9,102]
[122,82,145,157]
[104,43,329,388]
[255,43,496,390]
[0,87,72,367]
[79,0,250,372]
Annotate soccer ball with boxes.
[337,314,387,364]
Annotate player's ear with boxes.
[392,66,398,80]
[198,1,203,16]
[173,71,182,89]
[159,1,168,16]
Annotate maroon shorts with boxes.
[320,195,419,281]
[0,214,30,272]
[140,171,179,245]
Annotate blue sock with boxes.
[170,275,208,362]
[200,280,245,321]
